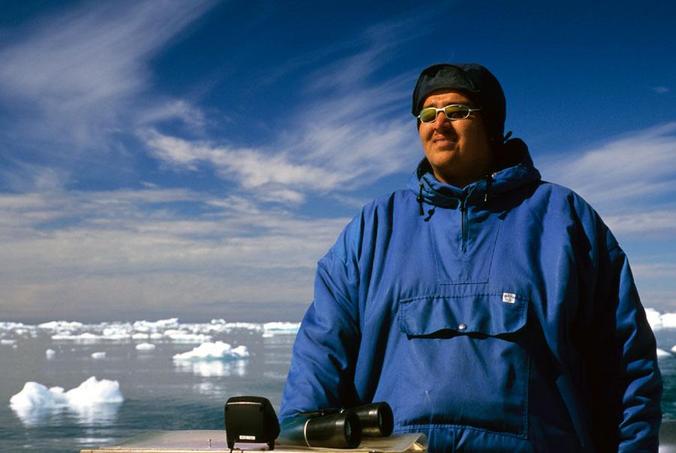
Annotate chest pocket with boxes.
[394,289,529,437]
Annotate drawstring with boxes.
[417,183,424,216]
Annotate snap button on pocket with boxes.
[458,323,467,331]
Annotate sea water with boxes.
[1,316,675,453]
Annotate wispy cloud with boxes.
[540,122,676,217]
[0,0,215,151]
[0,189,347,321]
[604,209,676,235]
[653,86,670,94]
[142,35,421,204]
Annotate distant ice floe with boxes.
[163,329,212,343]
[91,352,106,359]
[45,349,56,359]
[135,343,156,351]
[262,322,300,337]
[173,341,249,361]
[38,321,84,330]
[173,341,249,377]
[9,377,123,426]
[0,318,301,347]
[657,348,672,359]
[52,332,103,342]
[645,308,676,331]
[176,359,248,378]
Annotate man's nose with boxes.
[433,110,451,127]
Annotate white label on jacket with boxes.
[502,292,516,304]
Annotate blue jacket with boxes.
[280,141,662,452]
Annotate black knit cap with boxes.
[412,63,506,142]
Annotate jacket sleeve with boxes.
[579,220,662,452]
[608,245,662,452]
[279,245,361,422]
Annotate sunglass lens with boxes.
[419,108,437,123]
[444,105,469,120]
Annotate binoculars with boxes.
[278,402,393,449]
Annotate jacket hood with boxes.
[408,138,541,209]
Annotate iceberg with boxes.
[91,352,106,359]
[657,348,671,358]
[662,313,676,329]
[175,358,248,377]
[645,308,662,330]
[173,341,249,361]
[9,377,124,426]
[52,332,102,342]
[163,329,212,343]
[641,308,676,331]
[135,343,156,351]
[263,322,300,336]
[38,321,84,331]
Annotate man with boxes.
[280,64,662,452]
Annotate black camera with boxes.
[224,396,280,450]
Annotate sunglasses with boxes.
[417,104,481,123]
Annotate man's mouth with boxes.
[432,136,455,144]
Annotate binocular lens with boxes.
[278,401,393,449]
[353,402,393,437]
[279,410,361,449]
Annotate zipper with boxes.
[460,197,468,252]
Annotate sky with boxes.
[0,0,675,322]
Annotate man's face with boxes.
[418,91,493,187]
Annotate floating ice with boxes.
[657,348,671,358]
[101,327,131,341]
[132,318,179,332]
[91,352,106,359]
[662,313,676,329]
[1,318,303,353]
[173,341,249,361]
[38,321,84,331]
[66,377,123,405]
[645,308,662,330]
[263,322,300,336]
[9,377,124,426]
[0,321,31,331]
[643,308,676,331]
[52,332,102,342]
[175,358,248,377]
[163,329,212,343]
[45,349,56,359]
[223,321,263,331]
[10,377,123,409]
[135,343,156,351]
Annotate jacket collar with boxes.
[408,138,541,208]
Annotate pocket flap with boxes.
[399,292,528,336]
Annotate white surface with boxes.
[10,376,123,410]
[172,341,249,361]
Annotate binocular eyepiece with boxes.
[278,402,393,449]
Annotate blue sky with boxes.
[0,0,674,322]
